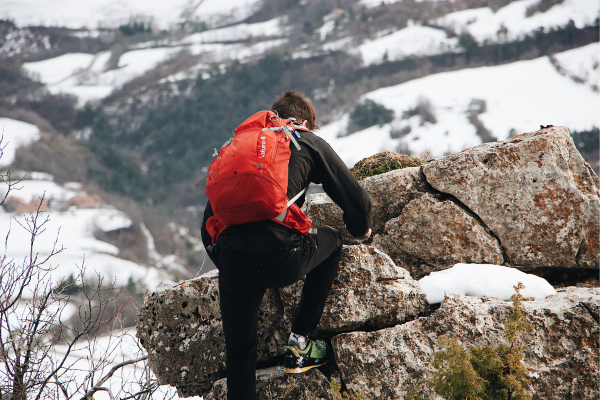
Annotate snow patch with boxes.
[418,263,557,304]
[0,118,40,167]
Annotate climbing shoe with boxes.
[282,339,329,374]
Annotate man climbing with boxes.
[201,91,372,399]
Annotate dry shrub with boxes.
[350,150,427,180]
[14,131,92,183]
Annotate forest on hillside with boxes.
[1,0,598,229]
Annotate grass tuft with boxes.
[350,150,428,180]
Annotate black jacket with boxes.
[201,127,372,259]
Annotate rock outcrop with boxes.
[422,126,599,270]
[204,368,334,400]
[332,287,599,400]
[136,245,427,396]
[309,126,599,278]
[137,126,600,399]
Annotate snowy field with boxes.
[357,22,458,65]
[347,0,600,66]
[0,119,180,290]
[435,0,599,43]
[13,0,597,105]
[0,0,263,30]
[319,44,600,166]
[0,118,40,166]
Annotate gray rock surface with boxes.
[422,126,600,270]
[137,245,426,396]
[372,193,504,278]
[280,245,428,332]
[204,367,334,400]
[332,287,600,400]
[307,166,428,243]
[135,270,288,396]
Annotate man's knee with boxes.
[318,225,342,248]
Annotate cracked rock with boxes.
[332,287,600,400]
[307,166,428,244]
[136,245,427,396]
[372,193,504,278]
[422,126,600,270]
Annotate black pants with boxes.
[216,226,342,400]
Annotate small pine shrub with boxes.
[410,283,533,400]
[119,21,151,36]
[330,378,370,400]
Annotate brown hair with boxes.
[271,91,320,131]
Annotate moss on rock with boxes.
[350,150,427,180]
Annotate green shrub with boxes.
[350,99,395,130]
[119,21,151,36]
[409,283,532,400]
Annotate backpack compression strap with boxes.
[274,188,306,222]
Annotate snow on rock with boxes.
[418,263,557,304]
[313,126,599,279]
[0,118,40,167]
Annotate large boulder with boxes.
[136,245,426,396]
[372,193,504,278]
[204,367,334,400]
[332,287,600,400]
[422,126,600,270]
[135,270,288,396]
[307,166,428,243]
[280,245,428,332]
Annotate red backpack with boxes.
[204,110,313,243]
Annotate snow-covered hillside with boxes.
[319,42,600,166]
[0,0,263,30]
[0,0,598,395]
[0,119,187,290]
[9,0,599,104]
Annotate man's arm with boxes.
[312,136,372,237]
[200,201,219,266]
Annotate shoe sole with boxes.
[283,359,328,374]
